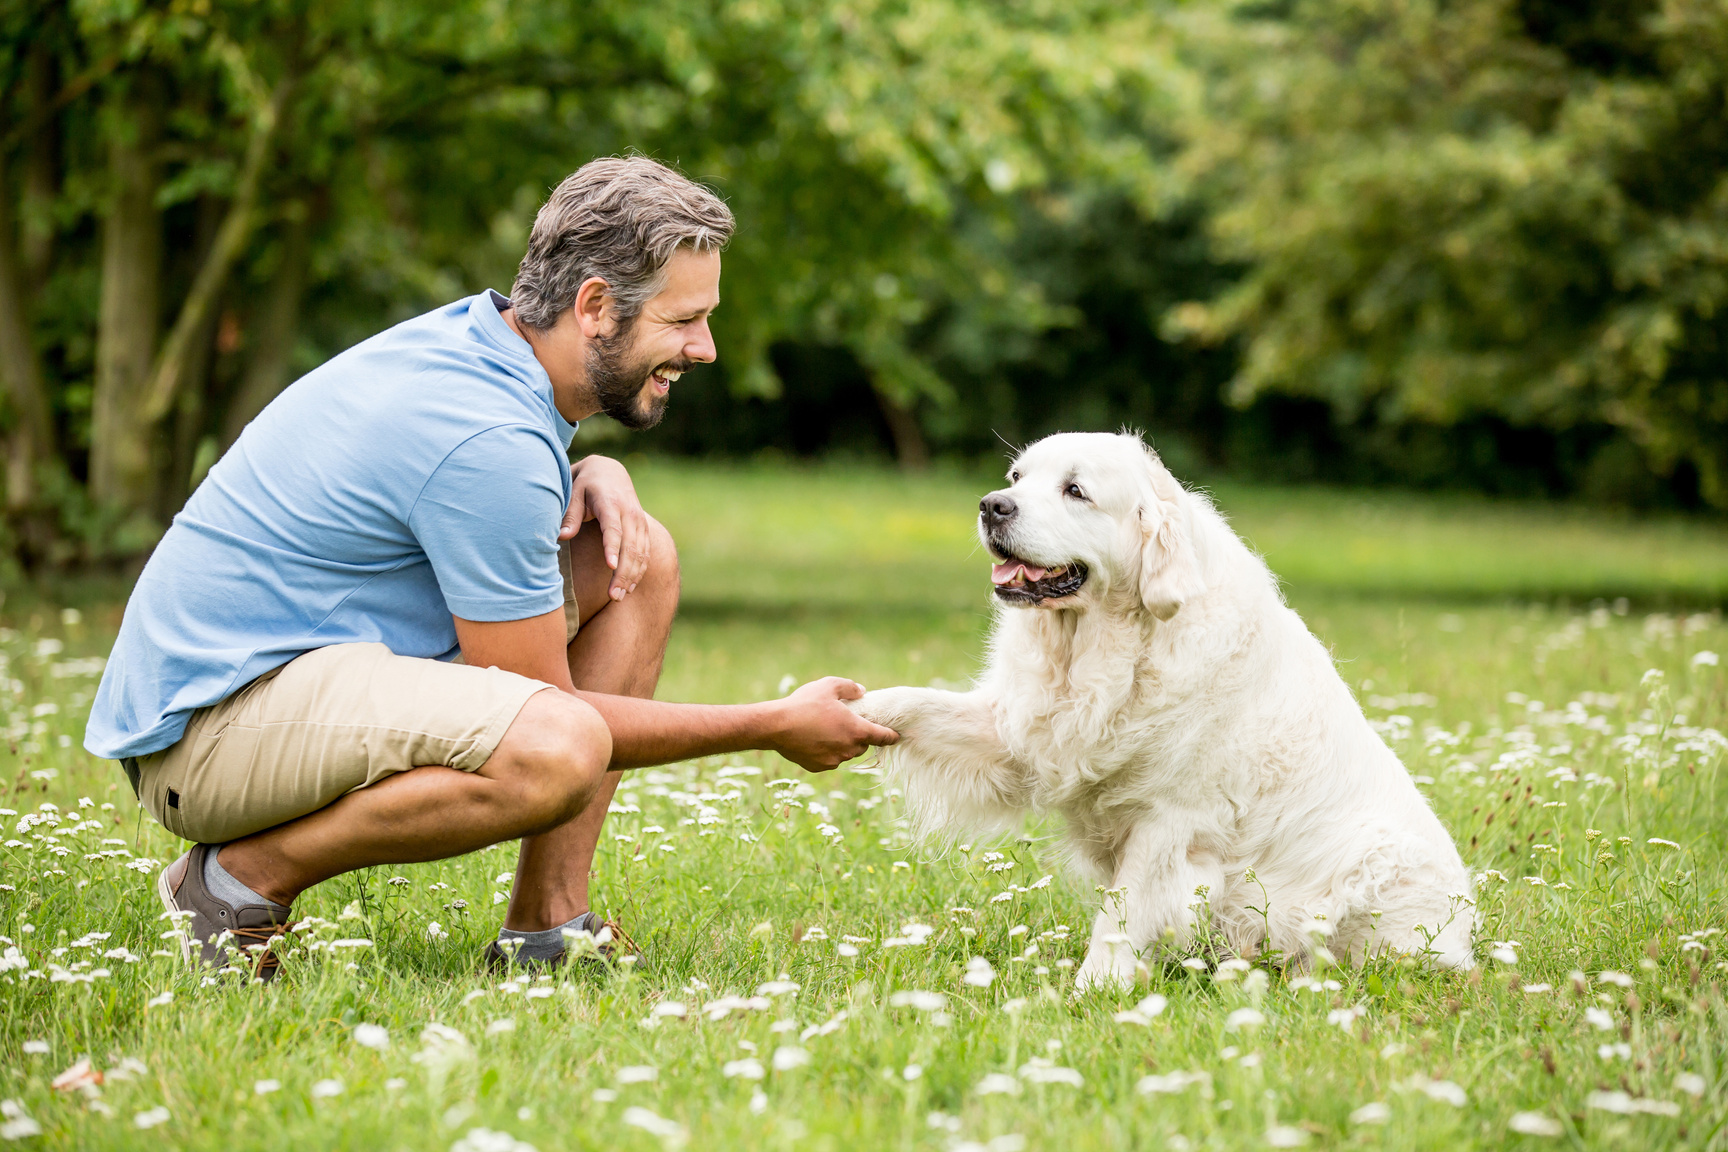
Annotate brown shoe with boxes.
[157,844,293,983]
[483,911,641,971]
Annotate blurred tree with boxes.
[1170,0,1728,507]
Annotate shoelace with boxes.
[230,922,290,980]
[600,918,640,957]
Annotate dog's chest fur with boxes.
[985,593,1249,824]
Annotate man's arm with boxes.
[454,609,897,771]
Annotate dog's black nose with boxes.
[979,493,1017,525]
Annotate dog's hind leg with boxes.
[1075,818,1226,992]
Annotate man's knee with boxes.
[640,514,679,600]
[486,691,612,831]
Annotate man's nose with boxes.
[686,318,717,364]
[979,492,1017,527]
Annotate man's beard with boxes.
[587,322,688,431]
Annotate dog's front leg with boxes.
[850,686,1021,838]
[1075,818,1226,992]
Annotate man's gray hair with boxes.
[510,156,734,332]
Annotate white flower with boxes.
[1676,1073,1707,1097]
[1584,1007,1616,1031]
[975,1073,1022,1096]
[749,1090,768,1115]
[963,957,996,987]
[651,1001,688,1019]
[1419,1080,1467,1107]
[310,1079,344,1099]
[889,990,947,1012]
[772,1047,811,1071]
[1598,970,1635,987]
[1586,1091,1680,1116]
[134,1106,171,1129]
[1349,1102,1390,1125]
[486,1019,516,1036]
[1266,1126,1308,1147]
[882,923,936,948]
[412,1023,473,1073]
[1521,983,1553,994]
[903,1065,924,1081]
[1225,1008,1265,1031]
[1113,994,1168,1026]
[1180,957,1208,971]
[756,980,800,997]
[1648,838,1680,849]
[1327,1005,1367,1030]
[451,1128,538,1152]
[1136,1070,1208,1095]
[353,1023,389,1051]
[145,991,174,1009]
[722,1059,765,1080]
[1489,946,1518,965]
[1017,1059,1082,1087]
[0,1098,41,1140]
[622,1106,686,1145]
[591,1089,617,1103]
[427,922,448,940]
[1693,650,1719,667]
[254,1080,281,1095]
[1508,1112,1563,1137]
[616,1066,657,1084]
[21,1040,48,1054]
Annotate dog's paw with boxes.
[1073,939,1140,993]
[847,686,926,730]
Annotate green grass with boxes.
[2,463,1727,1150]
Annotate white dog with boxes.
[853,431,1474,989]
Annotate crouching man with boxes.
[83,156,897,980]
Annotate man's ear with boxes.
[1137,475,1205,622]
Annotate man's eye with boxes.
[1065,483,1086,500]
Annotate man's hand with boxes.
[764,677,899,772]
[564,455,650,602]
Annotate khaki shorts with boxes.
[133,643,555,844]
[134,542,582,844]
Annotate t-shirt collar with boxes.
[476,289,579,448]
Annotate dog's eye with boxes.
[1065,482,1087,501]
[1010,471,1020,483]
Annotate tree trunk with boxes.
[158,197,225,518]
[138,77,292,425]
[90,78,163,516]
[874,386,930,471]
[0,150,57,514]
[221,200,313,448]
[21,38,59,288]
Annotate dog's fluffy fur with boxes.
[852,432,1474,989]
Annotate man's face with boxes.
[589,248,721,430]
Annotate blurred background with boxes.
[1,0,1726,573]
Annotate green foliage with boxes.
[1171,0,1728,506]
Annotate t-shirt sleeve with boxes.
[409,425,569,621]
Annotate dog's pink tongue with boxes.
[991,561,1048,585]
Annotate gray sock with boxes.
[204,846,285,911]
[498,911,599,962]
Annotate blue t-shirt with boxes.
[85,290,577,760]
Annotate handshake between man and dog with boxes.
[850,432,1475,990]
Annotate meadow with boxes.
[1,460,1726,1151]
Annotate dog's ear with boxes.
[1137,456,1205,621]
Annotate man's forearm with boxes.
[571,691,786,770]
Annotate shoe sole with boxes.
[155,857,195,965]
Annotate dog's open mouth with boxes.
[990,556,1089,604]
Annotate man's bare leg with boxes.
[215,691,612,907]
[503,516,678,931]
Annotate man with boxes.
[84,156,898,979]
